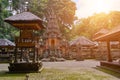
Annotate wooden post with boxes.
[14,46,18,63]
[33,47,36,63]
[90,47,94,58]
[36,48,39,62]
[76,44,82,60]
[20,48,23,62]
[107,41,112,62]
[7,47,8,54]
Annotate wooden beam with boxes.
[107,41,112,62]
[36,48,39,62]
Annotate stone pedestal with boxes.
[8,61,43,72]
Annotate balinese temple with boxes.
[4,12,44,72]
[93,26,120,72]
[43,8,63,60]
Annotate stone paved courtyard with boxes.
[0,60,120,80]
[43,60,100,69]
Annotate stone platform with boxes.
[8,61,43,72]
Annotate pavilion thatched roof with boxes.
[4,12,44,30]
[0,39,15,46]
[93,25,120,41]
[70,36,95,46]
[5,12,42,21]
[93,28,109,38]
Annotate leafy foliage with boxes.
[29,0,76,25]
[71,11,120,40]
[0,0,18,41]
[28,0,76,40]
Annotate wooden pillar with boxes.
[76,44,81,60]
[90,47,94,58]
[33,47,36,63]
[107,41,112,62]
[14,46,18,63]
[7,47,8,54]
[119,41,120,55]
[20,48,23,62]
[36,48,39,62]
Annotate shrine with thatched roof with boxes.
[4,11,44,72]
[0,39,15,54]
[5,12,44,30]
[0,39,15,63]
[69,36,95,60]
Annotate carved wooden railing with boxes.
[15,36,40,48]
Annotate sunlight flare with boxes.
[93,0,112,13]
[73,0,120,18]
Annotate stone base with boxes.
[8,62,43,72]
[76,57,84,61]
[41,58,66,62]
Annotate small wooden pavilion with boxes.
[93,26,120,72]
[0,39,15,62]
[70,36,95,60]
[0,39,15,54]
[5,12,44,72]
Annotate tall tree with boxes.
[27,0,76,40]
[0,0,18,41]
[29,0,76,26]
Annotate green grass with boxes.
[0,71,26,80]
[0,68,119,80]
[28,68,110,80]
[95,67,120,78]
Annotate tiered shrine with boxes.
[5,12,44,72]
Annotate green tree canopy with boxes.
[0,0,18,41]
[28,0,76,40]
[70,11,120,40]
[29,0,76,25]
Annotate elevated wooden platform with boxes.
[100,61,120,72]
[8,62,43,72]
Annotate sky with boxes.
[72,0,120,19]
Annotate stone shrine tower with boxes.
[44,8,62,58]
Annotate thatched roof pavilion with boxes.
[70,36,95,47]
[5,12,44,30]
[4,12,44,72]
[93,25,120,62]
[93,26,120,71]
[0,39,15,46]
[0,39,15,55]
